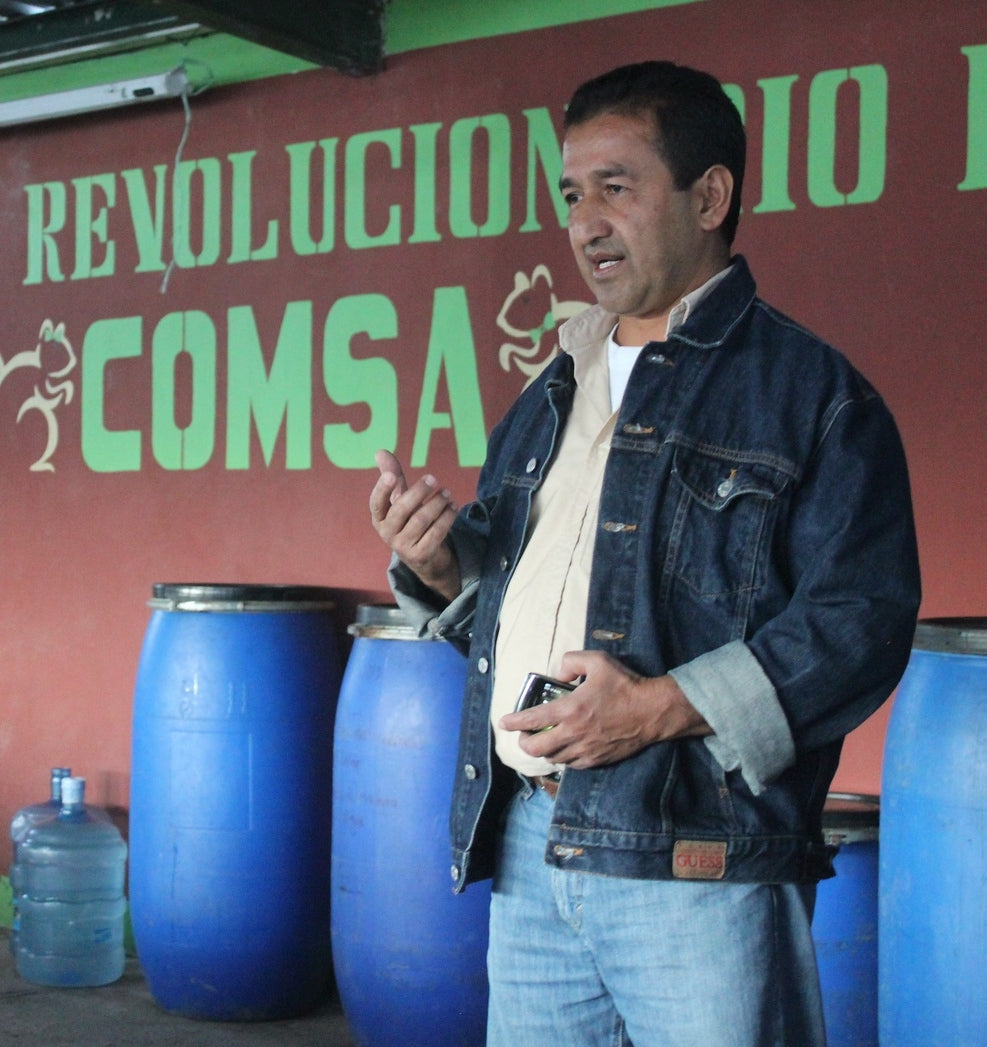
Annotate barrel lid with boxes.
[913,617,987,655]
[347,603,424,640]
[822,792,879,844]
[150,583,335,613]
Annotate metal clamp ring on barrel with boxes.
[822,791,880,846]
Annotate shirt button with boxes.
[525,457,538,473]
[717,478,735,498]
[499,556,510,571]
[451,865,461,882]
[464,764,478,780]
[477,657,490,674]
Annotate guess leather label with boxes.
[672,840,727,880]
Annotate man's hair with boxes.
[564,61,746,245]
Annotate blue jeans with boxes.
[487,788,825,1047]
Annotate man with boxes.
[370,61,920,1046]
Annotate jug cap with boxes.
[60,777,85,807]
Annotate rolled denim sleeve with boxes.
[669,640,795,794]
[387,521,487,644]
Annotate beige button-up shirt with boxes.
[491,270,731,776]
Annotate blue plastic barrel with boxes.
[130,584,340,1021]
[331,605,490,1047]
[813,793,879,1047]
[880,618,987,1046]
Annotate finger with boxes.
[560,648,611,681]
[516,723,574,763]
[371,482,455,574]
[369,469,400,525]
[374,449,408,503]
[499,710,546,734]
[391,479,457,550]
[390,473,450,521]
[500,694,570,736]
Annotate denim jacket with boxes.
[391,256,920,891]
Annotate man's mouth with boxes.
[589,253,624,275]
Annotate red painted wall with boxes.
[2,0,984,873]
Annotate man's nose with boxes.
[569,199,611,245]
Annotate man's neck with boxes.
[615,259,732,345]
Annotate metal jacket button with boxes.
[717,470,739,498]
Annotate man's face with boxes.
[561,111,715,342]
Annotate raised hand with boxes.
[369,449,462,602]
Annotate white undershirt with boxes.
[607,338,644,409]
[607,265,733,409]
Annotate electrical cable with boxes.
[160,59,212,294]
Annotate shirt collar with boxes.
[559,261,737,364]
[664,264,733,339]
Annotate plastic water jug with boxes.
[9,767,72,956]
[11,776,128,987]
[10,768,109,849]
[9,767,72,845]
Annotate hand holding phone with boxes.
[514,673,576,731]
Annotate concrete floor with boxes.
[0,929,356,1046]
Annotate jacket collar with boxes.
[558,255,757,356]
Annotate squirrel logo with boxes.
[0,320,77,472]
[497,265,589,387]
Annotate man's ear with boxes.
[695,165,734,232]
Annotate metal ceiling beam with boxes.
[0,2,202,72]
[134,0,387,73]
[0,0,386,77]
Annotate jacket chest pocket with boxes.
[666,444,792,599]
